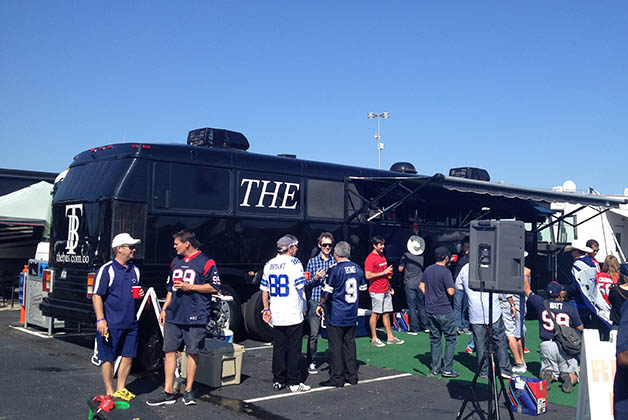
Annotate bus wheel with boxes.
[243,290,274,342]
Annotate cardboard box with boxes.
[181,339,245,388]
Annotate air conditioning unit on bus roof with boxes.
[187,128,250,151]
[448,167,490,181]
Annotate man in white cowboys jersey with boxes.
[261,235,310,393]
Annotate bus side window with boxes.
[307,179,344,220]
[153,162,230,212]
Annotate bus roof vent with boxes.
[448,167,490,181]
[187,128,250,151]
[390,162,417,174]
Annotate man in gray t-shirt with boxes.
[399,251,428,333]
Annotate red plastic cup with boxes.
[132,286,141,299]
[304,272,311,282]
[173,280,182,290]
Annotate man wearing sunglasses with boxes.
[92,232,143,401]
[305,232,336,375]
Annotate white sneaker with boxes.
[308,363,318,374]
[371,338,386,347]
[289,383,311,393]
[512,363,527,374]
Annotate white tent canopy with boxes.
[0,181,53,226]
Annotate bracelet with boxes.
[96,318,105,323]
[261,309,270,314]
[161,309,166,313]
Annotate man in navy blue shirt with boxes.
[147,230,221,407]
[419,247,458,378]
[317,241,367,387]
[614,300,628,419]
[524,277,583,393]
[93,232,143,400]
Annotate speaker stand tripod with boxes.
[456,291,514,420]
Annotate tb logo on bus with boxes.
[65,204,83,255]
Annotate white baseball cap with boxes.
[111,233,141,248]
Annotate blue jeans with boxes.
[306,300,321,364]
[453,289,469,330]
[405,284,428,332]
[426,312,457,373]
[471,317,512,376]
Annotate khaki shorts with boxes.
[370,291,393,314]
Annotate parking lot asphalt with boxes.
[0,309,577,420]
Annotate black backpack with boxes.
[543,300,582,358]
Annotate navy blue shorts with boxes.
[96,327,138,362]
[163,322,207,354]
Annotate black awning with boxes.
[346,174,628,226]
[349,175,627,208]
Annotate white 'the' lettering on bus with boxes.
[239,178,300,209]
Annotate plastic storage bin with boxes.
[181,339,245,388]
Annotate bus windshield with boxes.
[55,159,148,202]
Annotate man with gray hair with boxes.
[317,241,367,387]
[260,235,310,393]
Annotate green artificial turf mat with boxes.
[308,320,578,408]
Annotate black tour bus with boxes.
[41,127,561,370]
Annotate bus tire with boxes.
[243,290,274,342]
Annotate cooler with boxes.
[181,339,245,388]
[321,308,371,338]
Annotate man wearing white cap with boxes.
[92,233,143,401]
[566,239,611,330]
[398,235,427,334]
[260,235,311,393]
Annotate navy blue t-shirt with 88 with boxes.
[166,251,221,325]
[422,264,454,315]
[323,261,367,327]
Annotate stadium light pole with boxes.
[368,112,389,169]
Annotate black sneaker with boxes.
[146,391,177,406]
[319,379,343,388]
[182,389,197,406]
[272,382,286,391]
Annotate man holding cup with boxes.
[305,232,336,374]
[148,230,221,407]
[92,232,143,401]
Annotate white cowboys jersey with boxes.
[260,254,306,326]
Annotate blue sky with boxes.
[1,1,627,194]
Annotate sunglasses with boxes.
[321,243,333,248]
[124,245,137,250]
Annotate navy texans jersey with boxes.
[322,260,367,327]
[528,293,582,341]
[165,251,221,325]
